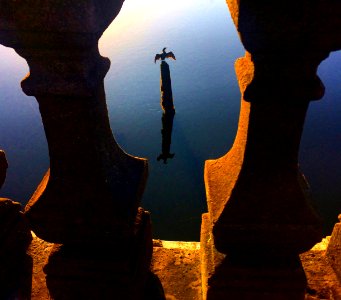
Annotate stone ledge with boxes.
[26,235,340,300]
[151,240,202,300]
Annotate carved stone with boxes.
[201,0,341,298]
[0,1,152,298]
[326,215,341,281]
[0,0,148,245]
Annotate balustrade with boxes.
[0,1,152,298]
[0,0,340,298]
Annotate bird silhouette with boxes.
[154,47,176,63]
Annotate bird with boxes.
[154,47,176,63]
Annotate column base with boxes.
[200,213,307,300]
[44,208,153,300]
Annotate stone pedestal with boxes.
[0,1,152,297]
[326,215,341,281]
[200,0,341,297]
[201,214,307,300]
[44,208,153,300]
[201,53,323,299]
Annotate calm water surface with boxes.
[0,0,340,241]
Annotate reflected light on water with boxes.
[100,0,214,55]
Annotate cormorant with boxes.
[154,47,176,63]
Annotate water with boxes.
[0,0,340,241]
[300,51,341,232]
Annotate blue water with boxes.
[0,0,340,241]
[300,51,341,232]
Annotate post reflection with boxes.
[157,111,175,164]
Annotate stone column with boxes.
[201,1,341,299]
[0,1,153,298]
[0,151,32,298]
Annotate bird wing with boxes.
[166,52,176,60]
[154,54,161,63]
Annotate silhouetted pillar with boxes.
[0,1,152,298]
[160,61,175,112]
[201,0,341,299]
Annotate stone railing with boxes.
[0,0,340,299]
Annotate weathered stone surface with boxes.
[200,1,341,296]
[201,213,307,300]
[201,54,322,299]
[20,54,148,243]
[151,240,202,300]
[29,232,53,300]
[301,236,341,300]
[43,208,152,300]
[1,2,153,298]
[205,54,322,257]
[0,0,150,245]
[15,234,341,299]
[326,215,341,281]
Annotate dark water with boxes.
[0,0,340,241]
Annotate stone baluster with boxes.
[0,1,153,298]
[0,150,32,298]
[201,0,341,299]
[326,215,341,281]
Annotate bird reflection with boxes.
[157,111,175,164]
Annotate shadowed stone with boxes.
[201,0,341,298]
[1,0,148,245]
[326,215,341,281]
[0,1,153,298]
[44,208,153,300]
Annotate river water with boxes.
[0,0,340,241]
